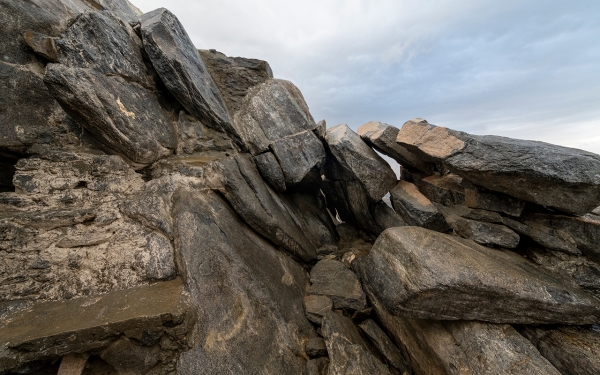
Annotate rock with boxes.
[23,31,58,62]
[254,151,287,192]
[416,173,465,206]
[307,357,330,375]
[396,119,600,215]
[0,279,192,374]
[321,178,380,234]
[355,226,600,324]
[372,200,407,232]
[199,49,273,115]
[389,181,449,232]
[518,325,600,375]
[306,337,328,358]
[358,319,411,375]
[44,64,177,166]
[271,130,326,187]
[358,121,433,173]
[368,293,561,375]
[304,295,333,325]
[502,216,580,255]
[308,259,367,311]
[321,311,391,375]
[139,8,233,136]
[443,205,504,223]
[326,124,397,202]
[173,190,316,374]
[57,353,88,375]
[207,154,338,262]
[464,181,525,217]
[443,212,520,248]
[315,119,327,139]
[100,337,159,375]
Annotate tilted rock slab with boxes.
[140,9,234,136]
[396,118,600,215]
[355,226,600,324]
[390,181,449,232]
[368,293,561,375]
[308,259,367,311]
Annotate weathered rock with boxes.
[372,200,407,232]
[464,181,526,217]
[139,8,233,136]
[315,119,327,139]
[308,259,367,311]
[416,173,465,206]
[23,30,58,62]
[0,279,192,374]
[321,311,391,375]
[358,121,432,173]
[355,226,600,324]
[271,130,326,187]
[358,319,411,375]
[44,64,176,166]
[389,181,449,232]
[306,337,328,358]
[304,295,333,325]
[254,151,287,192]
[307,357,330,375]
[173,190,316,374]
[518,325,600,375]
[368,293,561,375]
[199,49,273,115]
[442,205,504,223]
[443,211,520,248]
[396,119,600,215]
[100,337,160,375]
[207,154,339,261]
[503,216,580,255]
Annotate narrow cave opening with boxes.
[0,151,22,193]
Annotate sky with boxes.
[131,0,600,155]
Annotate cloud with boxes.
[131,0,600,154]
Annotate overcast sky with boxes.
[132,0,600,154]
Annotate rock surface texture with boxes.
[1,2,600,375]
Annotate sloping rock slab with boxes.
[308,259,366,311]
[321,311,390,375]
[396,119,600,215]
[140,8,232,134]
[390,181,448,232]
[0,279,192,373]
[44,64,176,166]
[173,190,315,374]
[358,319,411,374]
[443,213,520,248]
[355,226,600,324]
[368,293,561,375]
[271,130,326,187]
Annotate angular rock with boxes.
[464,182,525,217]
[304,295,333,325]
[199,49,273,115]
[44,64,176,166]
[307,357,330,375]
[416,173,465,206]
[368,293,561,375]
[306,337,328,358]
[140,8,233,135]
[358,319,411,375]
[308,259,366,311]
[271,130,326,187]
[358,121,433,173]
[207,154,339,261]
[390,181,449,232]
[173,190,316,374]
[321,311,391,375]
[443,205,504,223]
[355,226,600,324]
[372,200,407,232]
[396,119,600,215]
[503,216,580,255]
[443,212,520,248]
[0,279,192,374]
[518,325,600,375]
[23,31,58,62]
[254,152,287,192]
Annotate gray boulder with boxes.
[355,226,600,324]
[503,216,580,255]
[254,151,287,192]
[372,200,407,232]
[139,9,233,136]
[390,181,449,232]
[463,181,526,217]
[308,259,366,311]
[396,119,600,215]
[441,209,520,248]
[321,311,391,375]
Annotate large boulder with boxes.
[139,9,233,136]
[396,119,600,215]
[173,190,316,374]
[355,226,600,324]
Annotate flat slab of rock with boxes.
[518,325,600,375]
[417,173,465,206]
[503,216,580,255]
[322,311,390,375]
[464,182,525,217]
[390,181,449,232]
[308,259,366,311]
[442,211,520,248]
[369,293,561,375]
[140,8,232,134]
[356,226,600,324]
[0,279,191,373]
[396,119,600,215]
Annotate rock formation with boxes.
[1,1,600,375]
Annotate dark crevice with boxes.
[0,151,24,193]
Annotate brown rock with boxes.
[308,259,367,311]
[390,181,449,232]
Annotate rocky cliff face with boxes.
[1,2,600,375]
